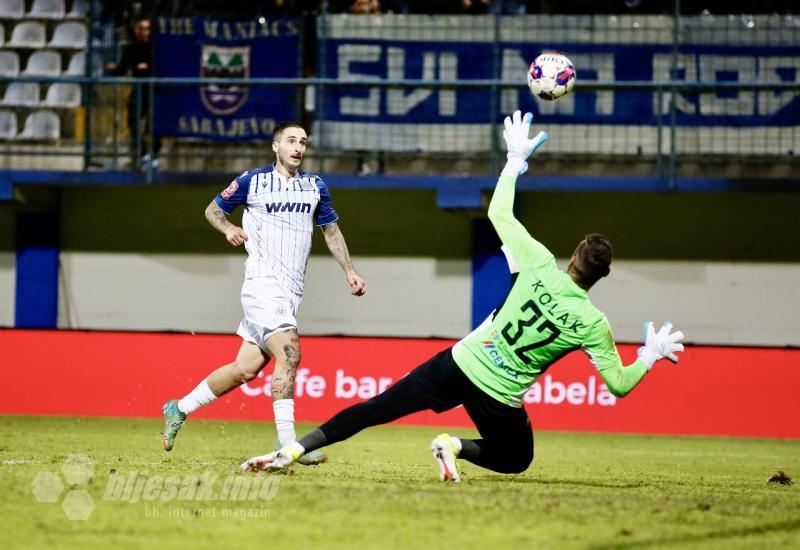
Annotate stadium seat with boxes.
[7,21,46,48]
[22,49,60,76]
[0,50,20,76]
[28,0,65,19]
[64,49,83,75]
[18,109,60,140]
[43,82,80,107]
[0,23,5,47]
[0,81,39,106]
[47,21,86,49]
[0,109,16,139]
[0,0,24,19]
[66,0,87,18]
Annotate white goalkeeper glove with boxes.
[502,110,548,177]
[637,321,685,371]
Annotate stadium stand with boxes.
[1,81,39,106]
[6,20,45,47]
[28,0,65,19]
[42,82,79,107]
[0,0,24,19]
[63,48,82,74]
[66,0,86,18]
[17,108,59,139]
[0,108,15,138]
[47,20,85,48]
[0,49,19,76]
[21,48,59,75]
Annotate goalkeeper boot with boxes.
[431,433,461,483]
[273,440,327,466]
[241,442,304,473]
[161,400,186,452]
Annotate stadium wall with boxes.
[54,252,800,346]
[4,185,800,346]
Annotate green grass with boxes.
[1,416,798,549]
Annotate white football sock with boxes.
[177,380,217,415]
[273,399,296,447]
[450,436,462,455]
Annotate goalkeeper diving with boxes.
[241,111,686,481]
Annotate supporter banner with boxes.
[318,14,800,151]
[1,330,799,439]
[153,16,302,140]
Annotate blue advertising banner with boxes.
[318,15,800,153]
[153,16,302,141]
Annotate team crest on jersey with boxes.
[221,180,239,200]
[200,45,250,115]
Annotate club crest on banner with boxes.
[200,44,250,115]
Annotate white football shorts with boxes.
[236,276,302,352]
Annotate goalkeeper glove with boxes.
[637,321,685,371]
[502,110,548,176]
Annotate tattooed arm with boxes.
[321,222,366,296]
[205,201,248,246]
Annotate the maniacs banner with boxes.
[2,330,800,439]
[153,16,302,141]
[317,14,800,154]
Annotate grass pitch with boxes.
[1,416,798,549]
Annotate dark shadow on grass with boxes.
[590,519,800,549]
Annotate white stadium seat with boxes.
[7,21,46,48]
[0,50,20,76]
[64,49,84,75]
[0,81,39,106]
[0,109,16,139]
[18,110,60,140]
[48,21,86,49]
[28,0,65,19]
[0,0,25,19]
[23,49,60,76]
[43,82,80,107]
[67,0,88,18]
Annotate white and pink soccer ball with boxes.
[527,52,576,101]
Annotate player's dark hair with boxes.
[273,121,308,141]
[572,233,613,288]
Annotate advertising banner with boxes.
[1,330,799,439]
[318,15,800,153]
[153,16,303,141]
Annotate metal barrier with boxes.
[0,8,798,187]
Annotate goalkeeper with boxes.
[241,111,685,482]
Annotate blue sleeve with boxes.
[314,177,339,226]
[213,171,251,215]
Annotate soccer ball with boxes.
[527,52,576,101]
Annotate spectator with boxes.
[460,0,490,13]
[107,18,161,170]
[349,0,382,13]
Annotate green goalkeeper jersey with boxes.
[452,174,648,407]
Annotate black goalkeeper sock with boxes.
[298,428,328,453]
[458,439,481,461]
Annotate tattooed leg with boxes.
[266,329,301,446]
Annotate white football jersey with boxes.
[214,163,339,296]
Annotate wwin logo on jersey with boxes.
[265,202,312,214]
[200,45,250,115]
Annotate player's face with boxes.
[272,127,308,174]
